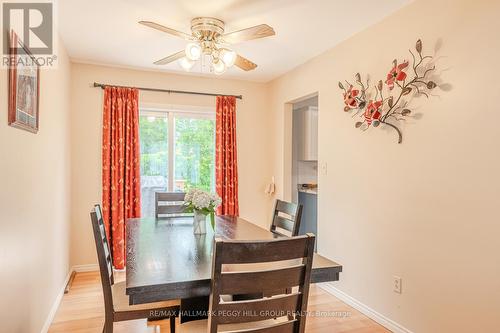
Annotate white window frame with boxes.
[139,103,215,192]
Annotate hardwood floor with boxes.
[49,271,389,333]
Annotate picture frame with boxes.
[8,30,40,133]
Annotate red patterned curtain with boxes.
[215,96,239,216]
[102,87,141,269]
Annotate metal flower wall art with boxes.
[339,39,438,143]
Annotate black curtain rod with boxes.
[93,82,242,100]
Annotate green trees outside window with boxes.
[174,116,215,192]
[139,111,215,217]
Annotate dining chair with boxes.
[90,204,180,333]
[270,199,303,237]
[155,192,190,218]
[177,233,316,333]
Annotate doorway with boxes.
[290,94,318,250]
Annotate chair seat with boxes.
[178,317,288,333]
[112,281,180,313]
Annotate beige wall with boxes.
[269,0,500,332]
[70,63,274,266]
[3,1,500,331]
[0,38,72,333]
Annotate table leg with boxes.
[180,296,209,323]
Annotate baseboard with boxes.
[73,263,99,272]
[319,282,413,333]
[40,268,73,333]
[40,264,99,333]
[42,267,410,333]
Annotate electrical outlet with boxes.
[393,276,402,294]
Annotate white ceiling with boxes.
[59,0,412,82]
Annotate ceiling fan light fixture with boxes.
[185,42,201,61]
[219,48,236,67]
[212,59,226,75]
[178,57,195,71]
[141,17,274,73]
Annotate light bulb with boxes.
[185,43,201,61]
[212,59,226,75]
[178,57,195,71]
[219,48,236,67]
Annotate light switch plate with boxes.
[320,162,327,176]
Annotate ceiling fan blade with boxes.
[220,24,275,44]
[234,54,257,71]
[154,50,185,65]
[139,21,195,41]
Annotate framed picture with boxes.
[8,30,40,133]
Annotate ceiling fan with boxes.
[139,17,275,75]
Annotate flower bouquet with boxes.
[184,188,222,234]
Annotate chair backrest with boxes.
[90,204,114,313]
[208,234,315,333]
[155,192,189,218]
[270,200,303,237]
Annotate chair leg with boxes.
[170,316,176,333]
[102,319,113,333]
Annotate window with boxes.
[139,108,215,217]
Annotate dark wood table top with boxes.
[125,215,342,305]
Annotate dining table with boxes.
[125,215,342,314]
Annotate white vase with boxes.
[193,211,207,234]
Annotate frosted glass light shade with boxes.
[178,57,195,71]
[185,43,201,61]
[219,48,236,67]
[212,59,226,75]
